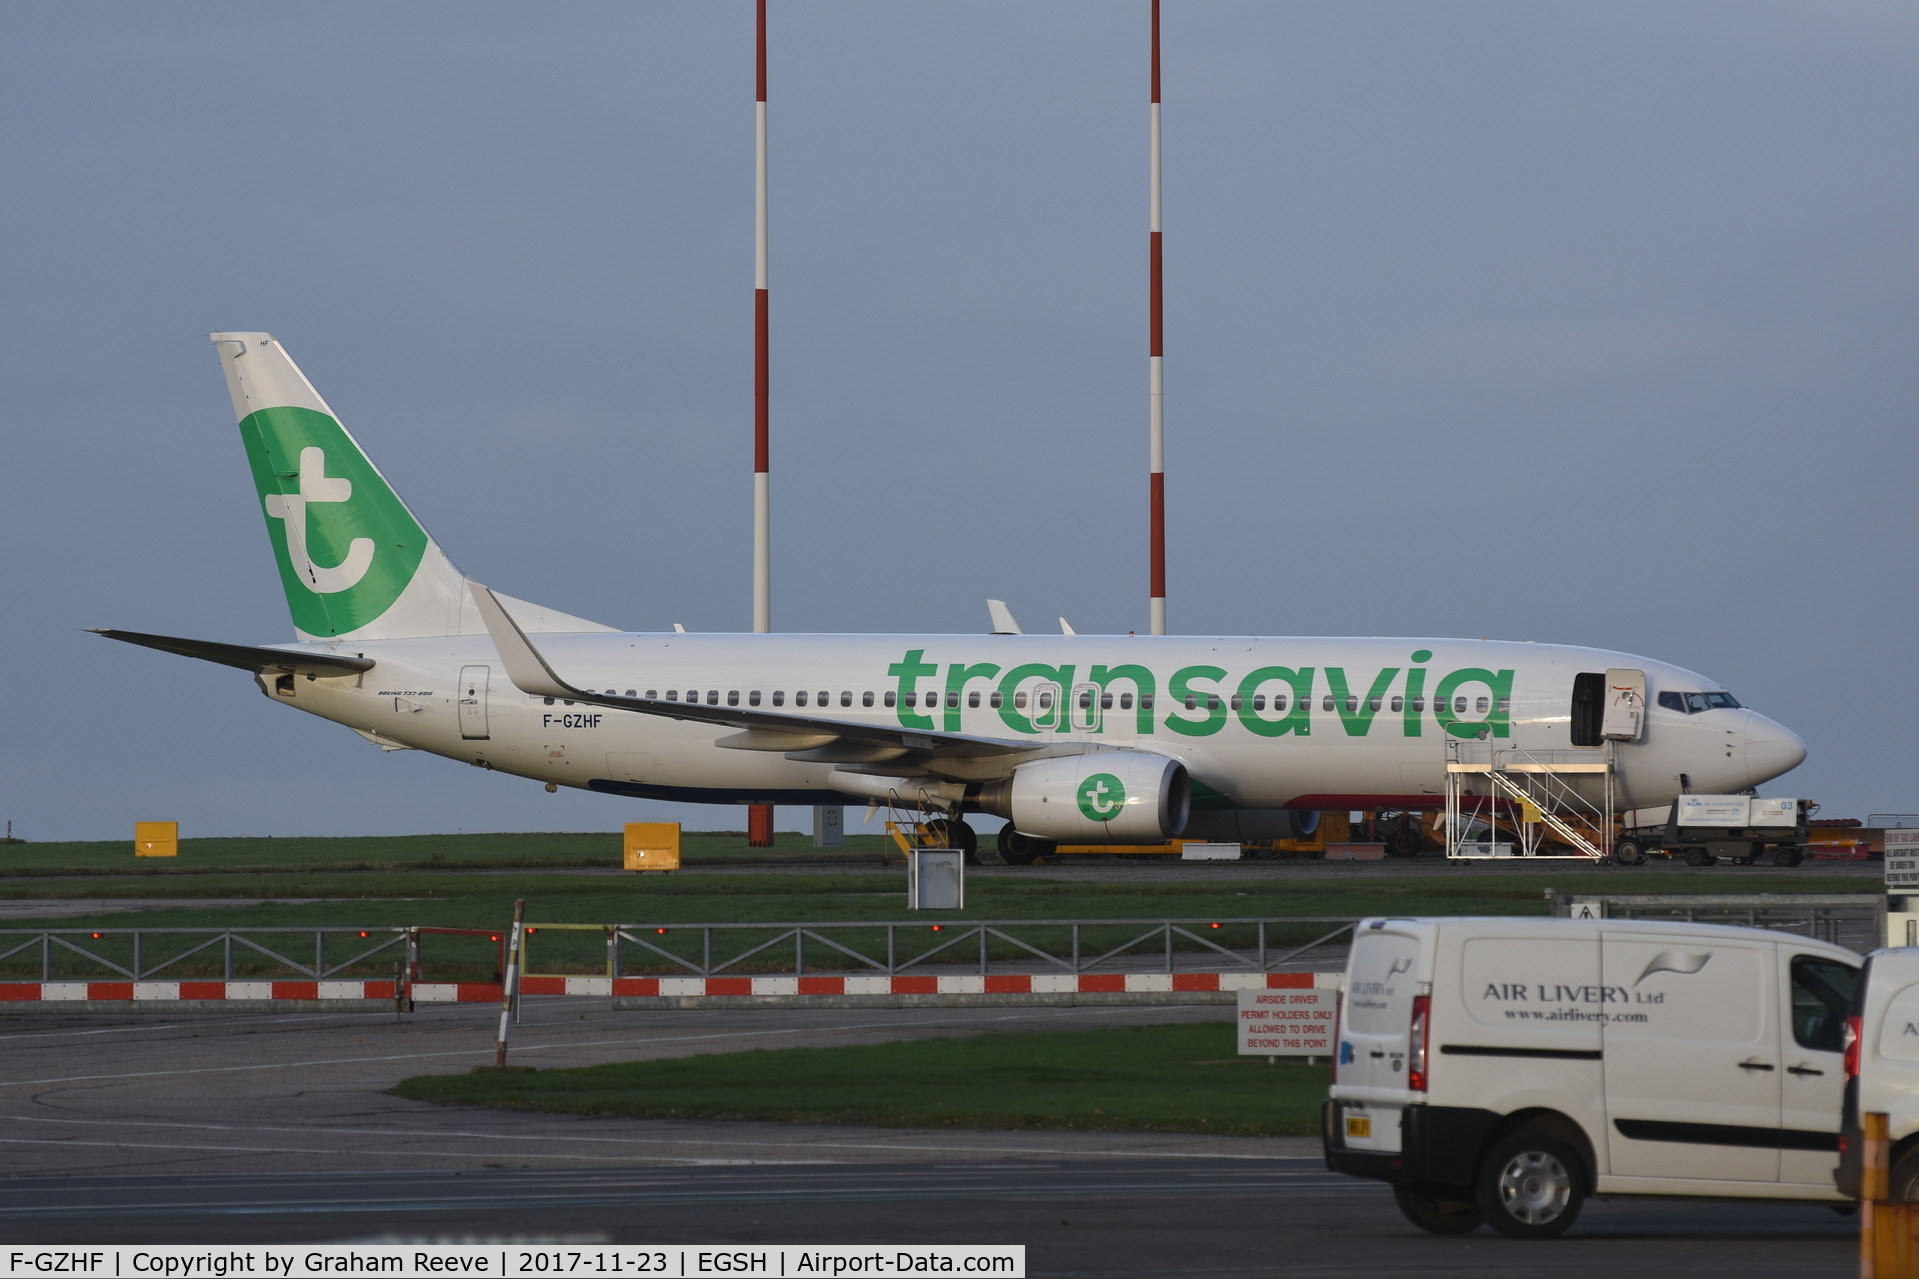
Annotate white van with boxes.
[1837,947,1919,1198]
[1323,917,1859,1238]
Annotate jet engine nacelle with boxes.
[1008,753,1190,843]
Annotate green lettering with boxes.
[1235,666,1313,737]
[1433,668,1514,739]
[1165,665,1228,737]
[887,649,939,730]
[1088,663,1157,734]
[1326,667,1400,737]
[1404,661,1426,738]
[943,661,1000,732]
[997,662,1075,735]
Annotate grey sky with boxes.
[4,2,1915,842]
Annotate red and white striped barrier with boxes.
[0,970,1336,1007]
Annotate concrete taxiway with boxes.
[0,1000,1855,1276]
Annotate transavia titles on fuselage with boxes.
[96,333,1808,854]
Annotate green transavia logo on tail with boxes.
[886,648,1515,741]
[1078,773,1127,822]
[239,406,426,636]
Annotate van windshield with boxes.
[1346,930,1420,1034]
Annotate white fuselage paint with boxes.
[269,632,1806,823]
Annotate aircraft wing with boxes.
[469,583,1034,763]
[90,629,375,678]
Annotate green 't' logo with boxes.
[239,405,426,636]
[1078,773,1127,823]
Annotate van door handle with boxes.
[1787,1065,1824,1077]
[1369,1050,1385,1059]
[1738,1059,1776,1072]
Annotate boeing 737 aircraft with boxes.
[96,333,1808,861]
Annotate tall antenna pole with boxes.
[747,0,776,849]
[753,0,772,634]
[1147,0,1167,636]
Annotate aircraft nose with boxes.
[1745,715,1808,788]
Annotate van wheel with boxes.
[1612,838,1646,867]
[1475,1133,1585,1240]
[1683,847,1714,867]
[1392,1186,1483,1235]
[1890,1148,1919,1200]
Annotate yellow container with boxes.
[135,821,179,858]
[623,822,681,871]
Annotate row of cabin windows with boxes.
[549,689,1508,716]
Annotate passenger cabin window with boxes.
[923,691,936,708]
[1228,695,1243,711]
[665,690,679,702]
[773,691,785,706]
[749,691,761,706]
[968,692,981,709]
[645,690,657,699]
[1014,692,1028,710]
[1390,696,1403,712]
[991,691,1004,708]
[840,691,852,708]
[1474,696,1489,713]
[1570,672,1605,746]
[727,690,740,706]
[820,691,831,706]
[863,691,874,707]
[1120,693,1134,710]
[796,691,808,707]
[1322,695,1334,712]
[883,691,895,707]
[706,691,719,705]
[1789,955,1859,1053]
[946,691,959,709]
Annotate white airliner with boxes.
[96,333,1808,861]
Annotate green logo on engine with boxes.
[1078,773,1127,822]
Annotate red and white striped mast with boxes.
[1147,0,1167,636]
[747,0,775,847]
[753,0,771,635]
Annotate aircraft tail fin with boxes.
[210,333,612,640]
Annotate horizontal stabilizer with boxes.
[90,629,374,678]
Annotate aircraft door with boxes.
[1603,668,1647,741]
[1070,682,1102,732]
[459,664,491,740]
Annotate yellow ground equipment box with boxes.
[135,821,178,858]
[623,822,681,871]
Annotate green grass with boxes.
[389,1021,1330,1136]
[0,830,893,877]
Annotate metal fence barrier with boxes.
[520,917,1364,981]
[0,926,506,983]
[1550,893,1885,953]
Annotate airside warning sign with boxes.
[1887,830,1919,890]
[1237,987,1336,1056]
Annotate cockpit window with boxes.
[1659,690,1741,714]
